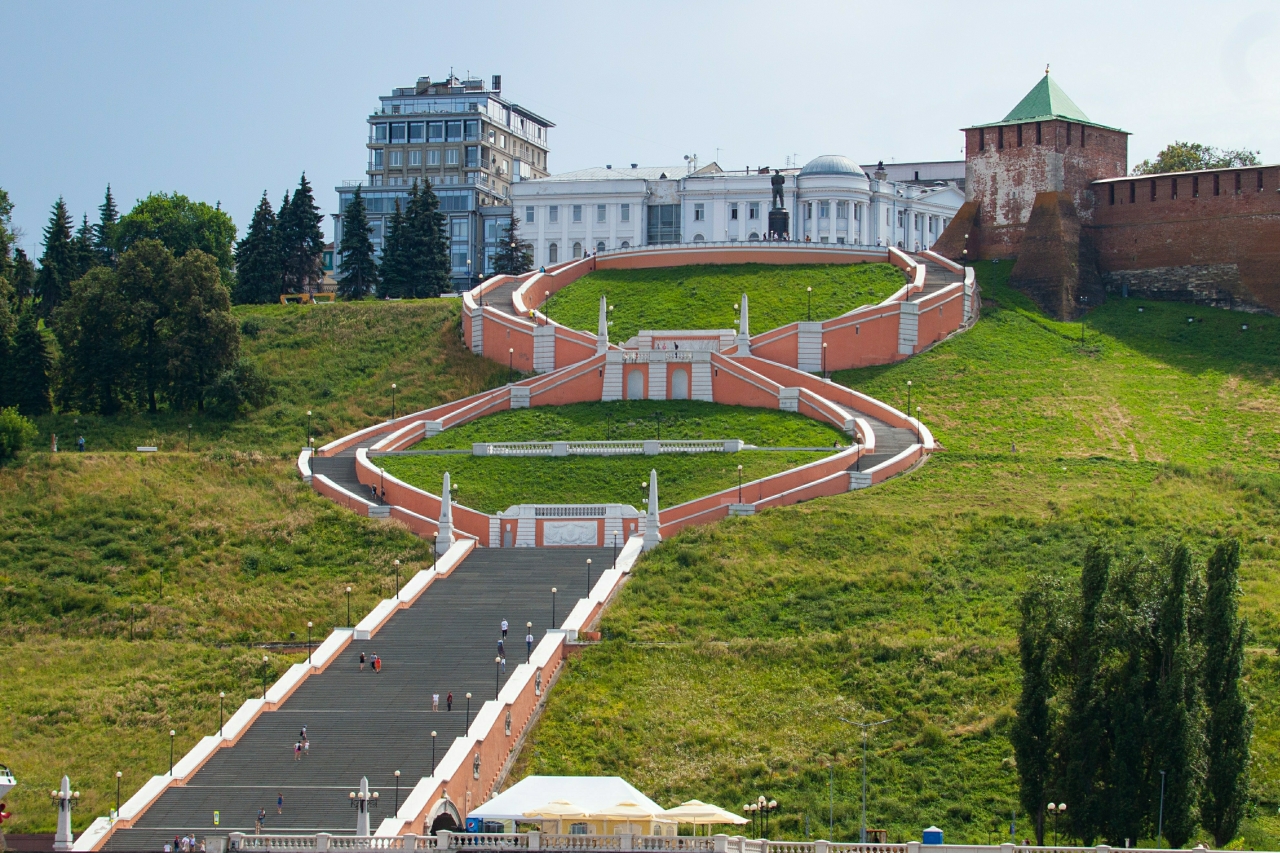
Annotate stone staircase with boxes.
[103,548,613,851]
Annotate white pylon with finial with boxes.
[735,293,751,355]
[642,468,661,551]
[596,294,609,354]
[354,776,374,836]
[437,471,455,555]
[53,775,74,851]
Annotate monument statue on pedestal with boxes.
[768,169,790,240]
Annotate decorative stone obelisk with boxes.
[437,472,455,556]
[735,293,751,355]
[642,469,662,551]
[355,776,373,836]
[596,294,609,354]
[53,775,75,851]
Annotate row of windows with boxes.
[1106,169,1268,204]
[544,240,633,263]
[978,121,1093,151]
[373,147,478,169]
[522,204,632,225]
[374,120,480,144]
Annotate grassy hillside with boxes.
[33,300,508,455]
[512,264,1280,847]
[0,300,505,833]
[543,263,905,341]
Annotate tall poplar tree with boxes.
[36,198,75,315]
[1012,583,1058,846]
[1061,545,1111,844]
[1201,539,1252,847]
[233,192,282,304]
[1151,543,1200,848]
[337,187,377,300]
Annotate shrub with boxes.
[240,317,262,339]
[209,358,275,417]
[0,406,38,459]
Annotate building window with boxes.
[977,129,984,151]
[409,122,425,143]
[450,219,469,240]
[805,203,813,220]
[998,127,1004,149]
[548,242,558,264]
[427,149,440,166]
[572,241,583,259]
[1036,122,1042,144]
[446,121,463,141]
[597,204,607,223]
[389,150,402,167]
[1235,172,1242,193]
[620,204,630,223]
[694,203,705,221]
[391,123,406,143]
[452,249,468,272]
[409,150,421,166]
[464,120,480,141]
[372,149,384,169]
[730,203,739,220]
[428,122,444,142]
[749,202,760,220]
[1213,174,1220,196]
[572,205,583,223]
[1192,176,1200,197]
[1017,124,1023,147]
[1066,124,1072,145]
[1129,182,1136,203]
[374,124,388,143]
[525,206,535,223]
[549,205,559,223]
[596,240,606,253]
[646,204,681,245]
[693,234,705,242]
[1080,127,1086,147]
[1258,169,1265,191]
[446,149,460,166]
[748,232,760,241]
[1151,179,1157,201]
[620,240,630,248]
[465,146,480,168]
[819,202,829,219]
[1171,178,1178,199]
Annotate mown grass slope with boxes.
[512,264,1280,847]
[543,263,906,342]
[0,300,505,832]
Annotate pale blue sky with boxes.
[2,0,1277,252]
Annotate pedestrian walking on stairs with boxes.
[497,638,504,656]
[277,793,284,815]
[359,651,366,671]
[447,692,453,711]
[373,655,381,672]
[526,630,534,658]
[294,742,302,761]
[432,693,439,711]
[501,619,508,639]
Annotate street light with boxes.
[307,410,312,445]
[465,692,472,732]
[391,383,397,420]
[527,621,534,663]
[906,380,912,417]
[219,691,225,737]
[822,341,828,376]
[737,463,744,503]
[495,656,503,697]
[169,729,176,776]
[509,347,514,372]
[431,731,438,773]
[346,586,352,627]
[839,716,894,843]
[586,558,592,595]
[551,587,558,627]
[115,771,122,815]
[394,770,401,816]
[807,286,813,321]
[187,423,192,452]
[393,559,401,599]
[1046,802,1066,846]
[307,621,314,664]
[261,655,269,698]
[854,433,862,472]
[916,406,922,442]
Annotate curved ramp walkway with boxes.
[102,548,611,852]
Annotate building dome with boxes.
[798,155,865,177]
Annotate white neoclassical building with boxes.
[509,156,965,266]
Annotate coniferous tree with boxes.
[1151,543,1201,848]
[36,198,76,316]
[233,192,282,304]
[1012,584,1058,846]
[281,175,324,293]
[12,249,36,307]
[378,200,407,298]
[337,187,378,299]
[414,179,451,296]
[491,214,534,276]
[1061,545,1111,844]
[0,187,14,288]
[0,292,15,408]
[1201,539,1252,847]
[94,185,119,266]
[275,190,296,292]
[12,306,53,415]
[72,213,97,280]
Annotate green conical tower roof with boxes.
[975,71,1122,130]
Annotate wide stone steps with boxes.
[104,549,613,850]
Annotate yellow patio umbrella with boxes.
[592,802,664,821]
[522,799,593,833]
[662,800,750,834]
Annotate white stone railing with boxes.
[473,440,746,457]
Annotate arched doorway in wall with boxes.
[671,368,689,400]
[626,369,644,400]
[548,242,558,264]
[596,240,606,254]
[427,798,462,835]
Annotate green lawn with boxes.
[512,263,1280,847]
[411,400,848,449]
[543,263,906,341]
[33,300,508,456]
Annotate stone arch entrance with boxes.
[670,368,689,400]
[626,369,644,400]
[427,798,462,834]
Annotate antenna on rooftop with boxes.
[1045,63,1050,75]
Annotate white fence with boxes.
[473,440,746,457]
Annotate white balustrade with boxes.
[472,440,746,458]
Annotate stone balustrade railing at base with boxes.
[470,440,747,457]
[225,835,1224,853]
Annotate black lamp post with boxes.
[916,406,922,442]
[822,341,828,376]
[551,587,557,627]
[169,729,176,776]
[391,383,397,419]
[906,380,912,418]
[807,286,812,321]
[393,559,400,599]
[1047,802,1066,846]
[261,655,269,699]
[346,586,352,627]
[394,770,401,815]
[115,771,122,814]
[586,558,592,595]
[612,532,619,569]
[509,347,514,372]
[737,463,744,503]
[465,692,472,732]
[840,715,894,843]
[431,731,438,773]
[307,410,312,445]
[307,621,313,664]
[527,621,533,662]
[219,691,225,737]
[495,656,502,697]
[187,423,192,452]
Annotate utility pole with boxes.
[840,716,894,843]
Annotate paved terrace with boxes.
[103,548,612,852]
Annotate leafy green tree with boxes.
[378,200,407,298]
[492,214,534,276]
[116,239,174,413]
[160,250,239,411]
[0,406,38,459]
[1012,583,1058,845]
[233,192,282,304]
[209,358,274,416]
[1201,539,1252,847]
[1152,543,1201,847]
[337,186,378,299]
[1061,545,1111,844]
[280,174,325,293]
[94,185,119,266]
[36,198,76,316]
[11,249,37,307]
[114,192,237,279]
[12,307,53,415]
[53,266,133,415]
[1132,142,1260,175]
